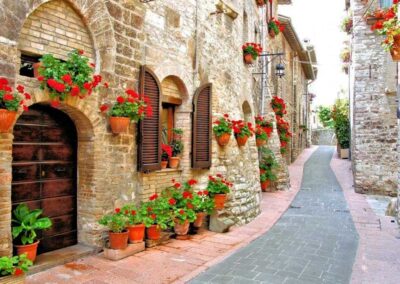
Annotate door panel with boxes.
[12,104,77,254]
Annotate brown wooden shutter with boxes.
[192,83,212,169]
[138,66,162,172]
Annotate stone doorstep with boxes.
[103,242,145,261]
[28,244,99,275]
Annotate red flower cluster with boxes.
[208,175,233,187]
[161,144,172,160]
[231,120,254,137]
[188,179,197,186]
[242,42,263,55]
[255,115,273,137]
[276,116,292,153]
[169,198,176,205]
[149,193,158,201]
[197,190,209,196]
[115,208,121,213]
[0,77,30,112]
[47,79,66,93]
[271,96,287,117]
[183,191,193,199]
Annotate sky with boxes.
[280,0,349,107]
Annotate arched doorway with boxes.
[12,104,77,254]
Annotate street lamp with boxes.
[275,63,285,78]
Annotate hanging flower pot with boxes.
[236,135,249,146]
[269,29,276,38]
[261,180,270,192]
[146,225,161,240]
[214,194,227,210]
[169,157,180,169]
[127,224,145,244]
[32,62,43,78]
[109,116,130,134]
[0,109,17,133]
[390,35,400,62]
[161,160,168,169]
[193,212,206,228]
[216,133,231,146]
[256,0,266,6]
[256,138,267,147]
[174,219,190,236]
[243,53,254,64]
[108,231,129,250]
[15,241,39,262]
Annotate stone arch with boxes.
[242,100,253,122]
[161,75,189,103]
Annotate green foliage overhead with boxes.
[317,105,334,128]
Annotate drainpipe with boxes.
[260,7,268,116]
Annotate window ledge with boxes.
[153,168,183,174]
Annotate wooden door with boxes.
[12,104,77,254]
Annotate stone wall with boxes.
[312,129,337,146]
[0,0,299,254]
[350,0,398,196]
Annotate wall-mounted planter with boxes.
[243,53,254,64]
[236,135,249,146]
[109,117,130,134]
[0,109,17,133]
[390,35,400,62]
[216,133,231,146]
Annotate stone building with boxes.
[0,0,314,262]
[348,0,398,196]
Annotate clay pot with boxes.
[214,194,227,210]
[15,241,39,262]
[146,225,161,240]
[216,133,231,146]
[256,138,267,147]
[243,53,254,64]
[108,231,128,250]
[174,220,190,236]
[256,0,266,6]
[109,116,130,134]
[169,156,180,169]
[161,160,168,169]
[0,109,17,133]
[261,180,270,192]
[269,29,276,38]
[390,35,400,62]
[33,62,43,78]
[236,135,249,147]
[193,212,206,228]
[127,224,145,243]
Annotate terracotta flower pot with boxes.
[256,138,267,147]
[109,116,130,134]
[214,194,227,210]
[193,212,206,228]
[127,224,145,243]
[161,160,168,169]
[236,135,249,147]
[169,156,180,169]
[390,35,400,62]
[243,53,254,64]
[261,180,270,192]
[146,225,161,240]
[33,62,43,78]
[216,133,231,146]
[0,109,17,133]
[15,241,39,262]
[269,29,276,38]
[108,231,128,250]
[174,219,190,236]
[256,0,266,6]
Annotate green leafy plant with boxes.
[268,18,285,36]
[213,114,233,137]
[331,99,350,149]
[0,254,32,276]
[98,208,128,233]
[172,128,183,135]
[192,190,215,214]
[170,139,184,157]
[341,15,353,34]
[317,105,334,128]
[121,204,143,225]
[259,148,279,182]
[242,43,263,59]
[340,47,351,63]
[12,204,52,245]
[0,78,29,112]
[37,49,106,106]
[232,120,254,138]
[140,195,172,229]
[271,96,287,117]
[255,125,268,141]
[207,174,232,197]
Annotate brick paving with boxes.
[191,146,359,284]
[26,147,317,284]
[331,151,400,284]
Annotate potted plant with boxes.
[0,254,32,283]
[161,180,198,236]
[192,189,215,228]
[255,125,268,147]
[242,43,263,64]
[172,128,183,140]
[364,8,385,26]
[340,47,351,63]
[276,116,292,155]
[12,204,52,262]
[331,99,350,159]
[121,204,145,244]
[259,148,279,192]
[232,120,254,147]
[36,49,106,107]
[271,96,287,117]
[268,18,285,38]
[161,144,172,169]
[141,195,171,241]
[341,15,353,34]
[169,137,184,169]
[255,0,267,6]
[0,78,30,132]
[255,115,273,138]
[207,174,233,210]
[99,89,152,134]
[98,208,129,250]
[213,114,233,146]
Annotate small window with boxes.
[20,53,40,78]
[161,103,175,144]
[380,0,393,8]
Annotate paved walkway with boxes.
[331,152,400,284]
[27,147,317,284]
[191,146,359,284]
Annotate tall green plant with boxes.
[317,105,334,128]
[331,99,350,148]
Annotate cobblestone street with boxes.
[191,147,359,284]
